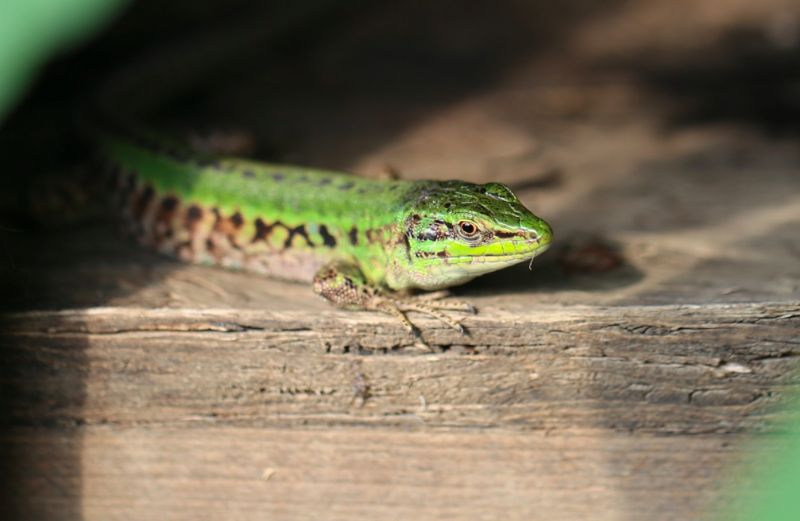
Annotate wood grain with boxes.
[2,303,798,520]
[3,427,748,521]
[4,303,799,432]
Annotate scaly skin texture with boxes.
[98,128,552,343]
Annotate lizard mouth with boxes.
[445,239,551,264]
[414,238,551,290]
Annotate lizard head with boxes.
[401,181,552,289]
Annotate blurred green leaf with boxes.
[716,396,800,521]
[0,0,127,121]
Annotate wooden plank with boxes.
[2,303,798,433]
[2,303,796,520]
[4,426,747,521]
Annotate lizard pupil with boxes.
[459,221,477,235]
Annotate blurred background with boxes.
[1,1,798,520]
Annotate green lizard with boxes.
[85,8,552,344]
[95,126,551,341]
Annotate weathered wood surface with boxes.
[2,0,800,519]
[0,428,756,521]
[2,303,799,521]
[2,302,798,520]
[4,303,798,431]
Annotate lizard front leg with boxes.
[312,262,475,344]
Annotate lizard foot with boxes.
[375,295,468,334]
[313,263,475,348]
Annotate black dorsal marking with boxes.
[230,212,244,228]
[161,196,178,212]
[186,205,203,221]
[284,224,314,249]
[132,185,154,219]
[319,225,337,248]
[155,197,180,239]
[348,226,359,246]
[253,217,277,242]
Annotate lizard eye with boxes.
[458,221,478,237]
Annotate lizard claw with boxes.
[394,299,468,334]
[414,293,477,315]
